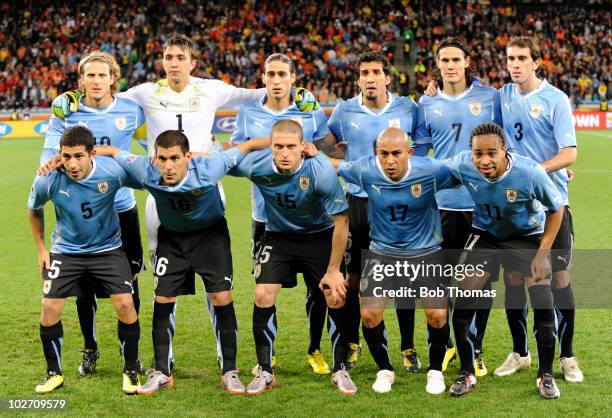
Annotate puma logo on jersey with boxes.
[351,122,359,129]
[432,109,442,117]
[504,102,511,113]
[58,189,70,198]
[262,176,273,183]
[371,185,382,194]
[254,120,264,128]
[159,101,169,109]
[468,182,478,192]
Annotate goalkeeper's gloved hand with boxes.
[293,87,320,112]
[51,90,82,119]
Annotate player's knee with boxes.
[504,271,523,287]
[40,299,62,325]
[254,286,276,308]
[552,270,570,289]
[425,309,447,328]
[209,290,232,306]
[113,295,136,319]
[360,308,382,328]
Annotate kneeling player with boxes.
[445,123,564,399]
[335,127,457,394]
[230,120,356,395]
[28,126,141,394]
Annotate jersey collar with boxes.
[515,79,548,99]
[259,95,297,115]
[438,83,474,101]
[358,92,393,116]
[375,156,412,183]
[271,156,304,175]
[77,158,97,182]
[479,153,515,184]
[79,95,118,114]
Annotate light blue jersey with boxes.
[43,96,145,212]
[114,148,244,232]
[28,157,140,254]
[445,151,564,239]
[230,96,330,222]
[328,93,418,198]
[500,80,576,205]
[414,84,502,210]
[231,151,348,233]
[338,156,459,256]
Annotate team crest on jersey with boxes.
[506,188,518,203]
[469,102,482,116]
[189,96,201,109]
[411,183,422,198]
[114,116,128,130]
[191,188,202,196]
[388,118,401,128]
[43,280,52,295]
[97,181,109,194]
[299,176,310,191]
[290,116,303,126]
[530,103,543,119]
[125,155,136,164]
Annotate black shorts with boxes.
[153,217,233,297]
[251,220,266,262]
[460,228,541,278]
[551,205,573,272]
[119,206,144,276]
[255,227,343,288]
[42,249,134,298]
[360,249,448,309]
[346,195,370,275]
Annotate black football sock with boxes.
[529,285,556,376]
[453,296,476,374]
[327,305,350,371]
[40,321,63,374]
[132,278,141,315]
[214,302,238,373]
[306,284,326,354]
[505,284,529,356]
[76,292,98,351]
[447,297,455,349]
[428,321,450,371]
[474,281,493,351]
[552,284,575,358]
[118,319,140,372]
[362,320,393,371]
[396,297,415,351]
[253,304,277,373]
[346,288,361,344]
[152,301,175,376]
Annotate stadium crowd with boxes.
[0,0,609,111]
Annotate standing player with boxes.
[28,126,141,394]
[230,53,331,375]
[317,52,420,371]
[414,37,503,376]
[93,131,269,394]
[444,122,564,399]
[336,127,458,395]
[496,36,581,382]
[230,120,356,395]
[42,51,145,376]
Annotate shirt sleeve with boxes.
[314,158,349,216]
[337,158,364,188]
[440,153,466,185]
[492,90,503,126]
[229,107,247,145]
[113,151,149,185]
[27,174,54,210]
[118,83,148,107]
[413,99,432,147]
[431,158,461,190]
[312,108,331,141]
[228,149,262,178]
[43,115,65,150]
[531,164,563,212]
[207,80,266,108]
[200,147,246,184]
[552,94,577,148]
[327,103,344,142]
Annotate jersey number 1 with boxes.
[176,114,184,133]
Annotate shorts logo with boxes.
[153,275,158,290]
[506,188,518,203]
[191,188,202,196]
[254,264,262,279]
[388,118,401,128]
[469,102,482,116]
[189,96,200,109]
[530,103,543,119]
[115,117,128,130]
[43,280,52,295]
[299,176,310,191]
[411,183,422,198]
[290,116,303,126]
[97,181,109,194]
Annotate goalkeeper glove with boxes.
[293,87,320,112]
[51,90,82,119]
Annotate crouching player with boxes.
[445,123,564,399]
[333,127,458,395]
[230,120,356,395]
[28,126,141,394]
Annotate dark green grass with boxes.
[0,131,610,417]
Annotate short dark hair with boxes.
[507,36,542,61]
[434,36,475,88]
[356,52,391,77]
[264,53,296,75]
[155,130,190,153]
[469,123,506,148]
[60,126,95,152]
[163,33,198,60]
[270,119,303,142]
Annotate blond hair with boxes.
[78,51,121,95]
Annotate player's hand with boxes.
[51,90,82,119]
[319,270,347,307]
[293,87,320,112]
[36,155,62,176]
[301,141,319,158]
[424,80,438,97]
[38,248,50,277]
[567,168,575,182]
[531,250,551,281]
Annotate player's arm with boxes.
[541,95,578,173]
[320,210,349,307]
[540,147,577,173]
[314,132,346,158]
[413,101,433,157]
[94,145,122,157]
[27,176,52,275]
[234,137,271,154]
